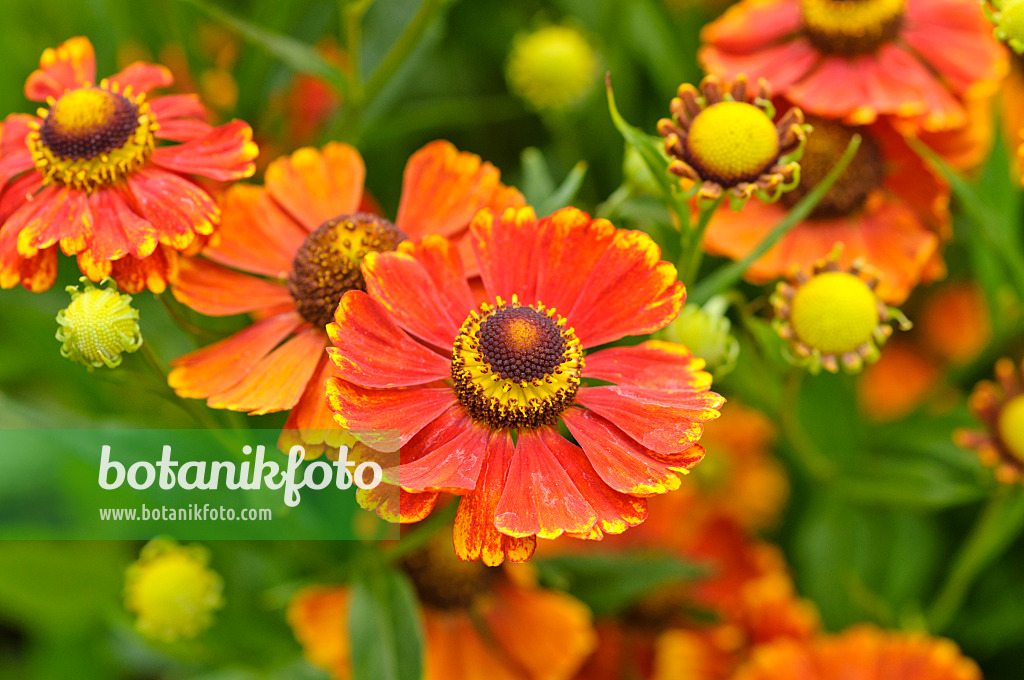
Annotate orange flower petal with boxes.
[287,586,352,679]
[169,312,305,399]
[109,246,174,294]
[402,235,475,323]
[0,214,55,291]
[87,185,157,261]
[0,147,33,189]
[0,114,34,156]
[108,62,173,94]
[24,37,96,102]
[171,258,294,316]
[423,611,522,680]
[206,326,324,414]
[150,94,214,142]
[203,183,304,278]
[385,406,488,494]
[583,341,708,389]
[470,206,543,303]
[15,185,91,257]
[326,291,451,388]
[533,207,618,315]
[151,120,257,181]
[698,37,819,96]
[324,379,457,452]
[265,142,365,232]
[699,0,800,52]
[395,140,524,241]
[351,444,439,523]
[127,168,218,248]
[281,354,337,433]
[454,429,537,566]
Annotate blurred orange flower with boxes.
[325,206,722,563]
[0,37,257,293]
[169,141,523,457]
[699,0,1006,131]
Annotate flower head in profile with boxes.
[288,534,595,680]
[657,74,807,208]
[506,25,598,112]
[956,358,1024,485]
[0,37,258,293]
[169,141,523,458]
[704,115,953,304]
[772,250,910,374]
[699,0,1006,132]
[56,276,142,369]
[325,206,723,563]
[124,539,223,643]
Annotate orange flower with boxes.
[287,541,595,680]
[956,358,1024,485]
[858,340,942,422]
[917,282,991,366]
[731,625,982,680]
[169,141,523,457]
[699,0,1006,131]
[704,115,950,304]
[0,37,257,293]
[324,206,723,563]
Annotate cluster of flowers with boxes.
[3,0,1024,673]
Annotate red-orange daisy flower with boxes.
[169,141,524,457]
[287,536,596,680]
[703,115,950,304]
[956,358,1024,484]
[0,37,258,293]
[699,0,1006,131]
[731,625,982,680]
[325,206,724,563]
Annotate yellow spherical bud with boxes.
[999,395,1024,461]
[660,297,739,376]
[506,25,598,112]
[686,101,780,184]
[56,277,143,369]
[124,540,224,642]
[790,272,880,356]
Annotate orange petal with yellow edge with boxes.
[265,142,365,232]
[25,37,96,102]
[286,586,352,679]
[172,258,294,316]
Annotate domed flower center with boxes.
[27,83,157,192]
[801,0,905,54]
[685,101,781,186]
[452,296,583,430]
[998,395,1024,463]
[56,278,143,369]
[288,213,406,329]
[790,271,880,355]
[401,539,497,610]
[780,118,884,219]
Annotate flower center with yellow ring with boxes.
[685,101,780,186]
[998,395,1024,463]
[780,117,883,219]
[288,213,406,329]
[790,272,880,355]
[452,295,583,430]
[27,83,157,192]
[401,538,497,610]
[801,0,905,54]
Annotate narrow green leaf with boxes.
[348,567,423,680]
[521,148,556,206]
[539,162,588,216]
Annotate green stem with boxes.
[384,500,459,562]
[689,135,862,305]
[139,342,225,432]
[780,370,836,481]
[342,0,376,101]
[927,486,1024,632]
[679,195,725,288]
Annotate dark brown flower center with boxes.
[479,306,567,382]
[401,541,498,610]
[288,213,405,328]
[780,117,884,219]
[801,0,905,55]
[40,87,141,161]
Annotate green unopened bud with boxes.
[986,0,1024,53]
[506,25,598,112]
[56,277,142,369]
[660,296,739,376]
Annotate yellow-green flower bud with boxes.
[986,0,1024,53]
[56,277,142,369]
[124,540,224,642]
[660,296,739,376]
[506,25,598,112]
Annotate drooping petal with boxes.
[202,183,304,278]
[395,140,525,240]
[454,429,537,565]
[0,220,56,292]
[86,184,157,261]
[350,444,439,523]
[15,185,92,257]
[108,62,173,94]
[171,258,294,316]
[169,312,305,399]
[361,249,465,351]
[149,94,214,142]
[385,406,489,493]
[576,384,724,454]
[324,379,457,452]
[206,326,325,414]
[151,120,258,181]
[25,37,96,101]
[326,290,451,388]
[109,246,175,294]
[583,341,712,389]
[698,37,819,96]
[265,142,365,232]
[566,228,684,347]
[698,0,801,53]
[127,168,219,248]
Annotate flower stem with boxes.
[927,486,1024,632]
[342,0,377,101]
[679,194,725,288]
[138,342,225,432]
[780,369,836,481]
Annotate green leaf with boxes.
[178,0,349,97]
[539,162,588,216]
[348,567,423,680]
[521,148,556,206]
[536,553,704,616]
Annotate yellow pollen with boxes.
[48,88,119,131]
[801,0,905,54]
[686,101,779,184]
[790,272,880,355]
[505,318,541,350]
[999,395,1024,461]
